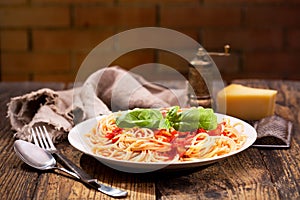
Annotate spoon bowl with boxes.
[14,140,56,169]
[14,140,79,178]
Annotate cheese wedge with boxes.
[217,84,277,120]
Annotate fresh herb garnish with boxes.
[115,106,217,131]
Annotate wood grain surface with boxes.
[0,80,299,200]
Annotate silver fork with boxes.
[31,126,128,198]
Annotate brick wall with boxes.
[1,0,300,82]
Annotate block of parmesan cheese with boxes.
[217,84,277,121]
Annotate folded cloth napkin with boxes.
[7,66,187,143]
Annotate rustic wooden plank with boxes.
[263,81,300,199]
[0,82,66,200]
[157,148,279,200]
[74,147,156,200]
[232,79,300,199]
[33,142,156,200]
[259,144,300,199]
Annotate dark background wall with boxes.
[1,0,300,82]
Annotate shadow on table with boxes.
[79,153,213,182]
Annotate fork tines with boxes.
[31,126,54,151]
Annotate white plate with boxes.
[68,113,257,173]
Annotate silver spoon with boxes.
[14,139,79,178]
[14,140,128,198]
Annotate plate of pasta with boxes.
[68,106,257,173]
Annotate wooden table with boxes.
[0,80,299,200]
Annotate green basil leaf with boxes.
[116,108,163,128]
[197,107,217,130]
[176,108,200,131]
[174,107,217,131]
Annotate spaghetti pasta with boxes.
[85,107,247,163]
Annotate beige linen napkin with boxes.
[7,66,187,143]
